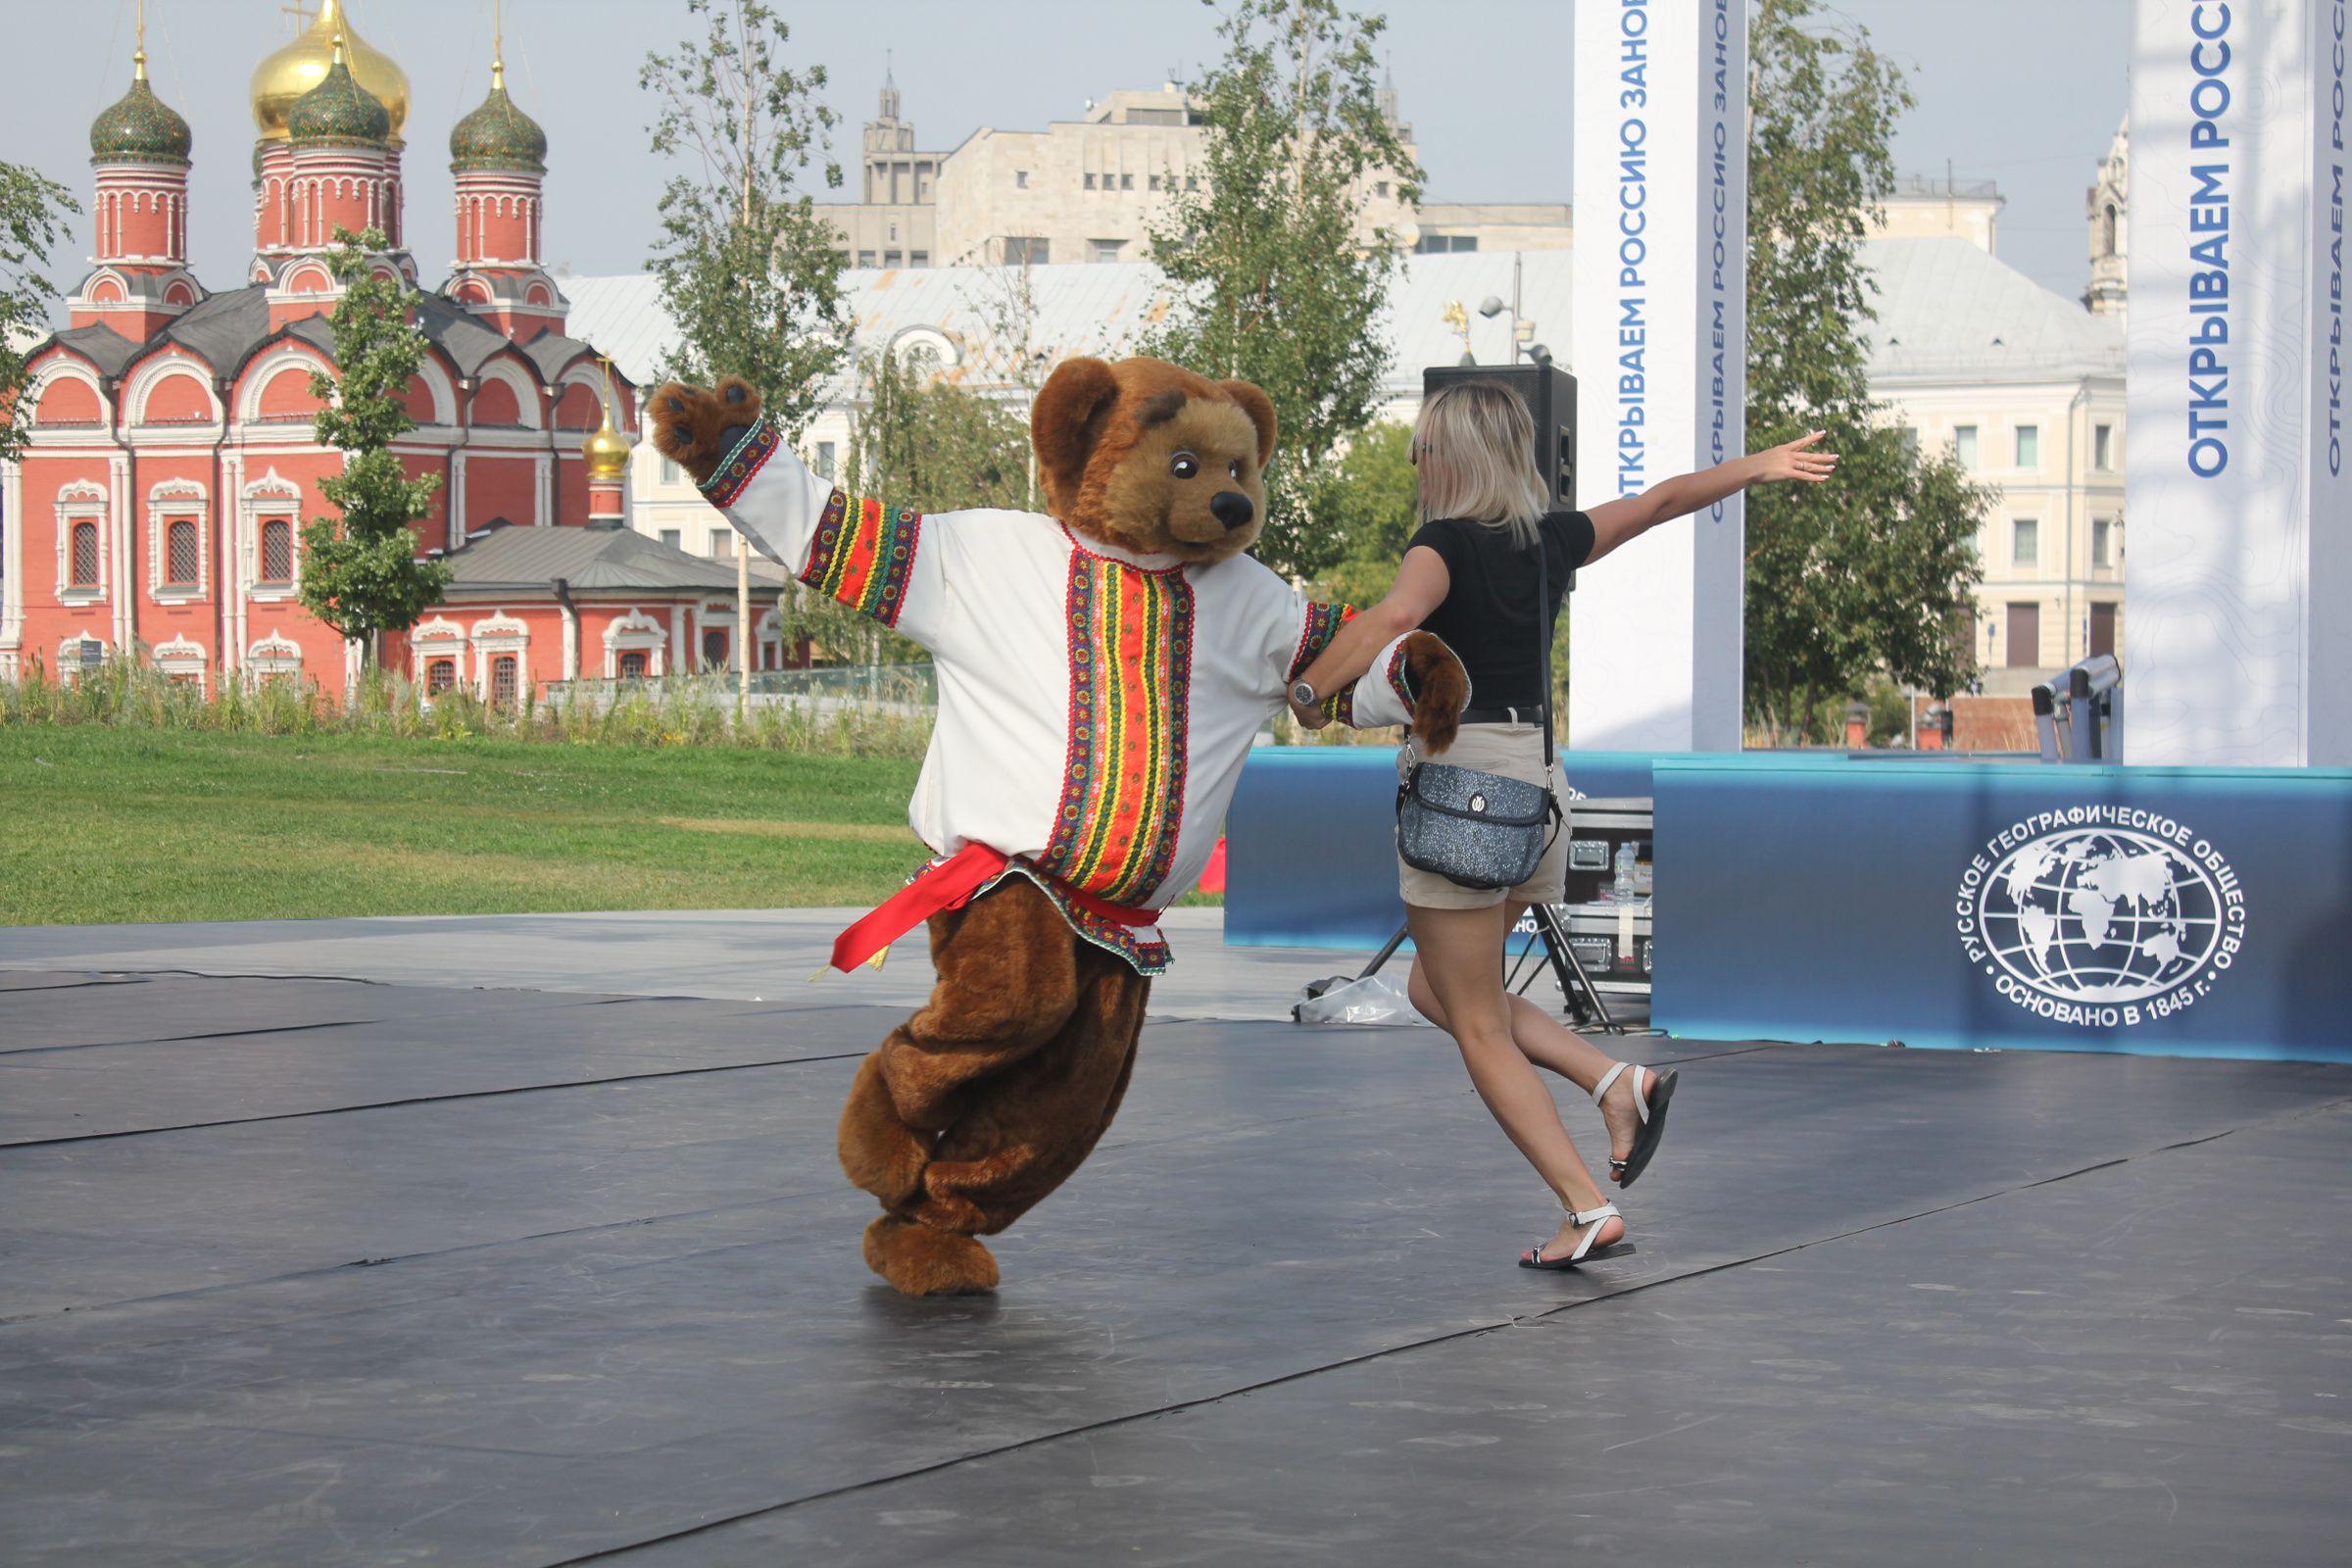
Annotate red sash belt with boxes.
[827,842,1160,973]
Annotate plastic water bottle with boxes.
[1613,841,1638,904]
[1613,840,1639,971]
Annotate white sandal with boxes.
[1518,1200,1636,1270]
[1592,1059,1678,1189]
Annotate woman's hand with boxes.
[1750,430,1838,485]
[1289,699,1332,730]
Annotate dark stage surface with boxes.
[4,967,2349,1565]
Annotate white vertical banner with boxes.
[2128,0,2349,765]
[1570,0,1748,754]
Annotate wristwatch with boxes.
[1290,678,1318,709]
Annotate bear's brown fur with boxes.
[649,358,1465,1297]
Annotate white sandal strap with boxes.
[1565,1201,1621,1261]
[1590,1061,1650,1123]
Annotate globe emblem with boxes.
[1976,827,2224,1004]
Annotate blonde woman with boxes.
[1290,383,1836,1268]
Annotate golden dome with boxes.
[582,375,635,480]
[251,0,410,143]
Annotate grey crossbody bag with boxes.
[1395,536,1563,890]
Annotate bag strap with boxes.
[1536,531,1554,768]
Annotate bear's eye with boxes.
[1229,459,1243,479]
[1170,451,1200,480]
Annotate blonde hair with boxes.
[1412,382,1548,550]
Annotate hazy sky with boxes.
[9,0,2130,309]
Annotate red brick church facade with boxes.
[2,5,770,698]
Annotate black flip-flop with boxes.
[1518,1201,1636,1269]
[1593,1061,1676,1189]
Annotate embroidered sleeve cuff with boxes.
[1346,632,1426,729]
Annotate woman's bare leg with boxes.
[1404,902,1623,1258]
[1406,902,1659,1184]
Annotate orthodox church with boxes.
[3,2,777,698]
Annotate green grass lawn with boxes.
[0,729,933,925]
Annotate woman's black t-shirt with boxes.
[1405,512,1595,710]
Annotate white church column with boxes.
[2127,0,2350,764]
[1569,0,1748,752]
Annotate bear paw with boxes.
[648,376,763,487]
[1401,631,1469,756]
[863,1215,1000,1296]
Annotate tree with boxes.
[1309,418,1417,607]
[1141,0,1419,580]
[643,0,850,437]
[0,162,80,463]
[1743,0,1989,742]
[298,228,449,664]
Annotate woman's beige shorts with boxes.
[1396,721,1570,910]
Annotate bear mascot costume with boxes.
[651,357,1468,1296]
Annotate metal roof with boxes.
[439,521,780,597]
[1860,237,2123,383]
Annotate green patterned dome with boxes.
[90,64,192,166]
[449,70,546,173]
[287,48,390,148]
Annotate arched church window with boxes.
[261,518,294,583]
[2102,203,2118,258]
[618,651,648,681]
[72,521,100,587]
[491,654,518,709]
[426,658,455,695]
[166,519,200,586]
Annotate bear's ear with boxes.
[1033,358,1123,514]
[1219,379,1279,469]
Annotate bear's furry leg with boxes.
[837,1051,930,1210]
[862,1215,1001,1297]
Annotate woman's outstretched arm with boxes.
[1287,546,1452,726]
[1585,430,1838,564]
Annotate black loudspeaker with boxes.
[1420,363,1579,513]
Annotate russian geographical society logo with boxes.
[1954,808,2247,1027]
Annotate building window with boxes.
[1375,181,1389,198]
[2102,203,2118,257]
[165,518,200,586]
[883,250,903,268]
[1004,236,1049,266]
[260,517,293,582]
[909,251,928,268]
[1085,172,1098,190]
[1148,173,1161,190]
[618,650,648,680]
[71,520,100,587]
[659,528,682,550]
[1120,173,1134,190]
[815,441,836,479]
[2093,423,2114,470]
[1415,233,1477,253]
[1953,424,1979,468]
[660,454,681,485]
[857,250,876,267]
[490,654,518,709]
[2091,517,2114,568]
[426,658,455,694]
[2014,424,2039,468]
[710,527,735,557]
[1015,170,1029,188]
[1091,239,1125,264]
[2012,517,2038,567]
[702,628,728,671]
[1898,426,1920,454]
[1185,175,1199,190]
[2005,602,2040,668]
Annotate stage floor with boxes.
[3,918,2347,1564]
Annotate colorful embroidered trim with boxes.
[699,416,780,509]
[1381,636,1416,713]
[996,866,1173,977]
[1035,549,1194,907]
[1289,600,1356,680]
[800,493,921,627]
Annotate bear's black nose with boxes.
[1210,491,1254,530]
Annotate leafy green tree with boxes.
[298,228,449,664]
[1141,0,1419,580]
[1309,419,1417,606]
[847,346,1031,517]
[643,0,850,437]
[1744,0,1989,742]
[0,162,80,463]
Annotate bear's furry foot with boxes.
[863,1215,1001,1296]
[648,376,764,487]
[1401,630,1470,755]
